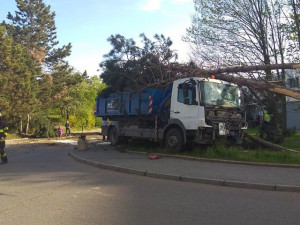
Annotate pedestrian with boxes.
[0,113,8,164]
[101,117,108,141]
[58,125,63,139]
[65,120,71,136]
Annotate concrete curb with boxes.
[69,151,300,193]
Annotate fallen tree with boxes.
[165,63,300,100]
[244,132,299,154]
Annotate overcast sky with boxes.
[0,0,195,76]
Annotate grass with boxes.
[281,133,300,151]
[6,133,26,140]
[247,126,300,151]
[245,127,260,136]
[191,143,300,164]
[124,132,300,165]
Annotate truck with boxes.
[95,77,248,152]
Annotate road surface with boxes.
[1,142,300,225]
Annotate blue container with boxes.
[95,88,164,117]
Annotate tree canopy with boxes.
[4,0,72,69]
[100,33,179,94]
[0,0,105,136]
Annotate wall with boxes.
[286,101,300,131]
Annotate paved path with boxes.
[70,141,300,193]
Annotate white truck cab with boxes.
[168,77,247,147]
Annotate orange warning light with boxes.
[210,75,215,79]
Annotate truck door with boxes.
[170,79,200,130]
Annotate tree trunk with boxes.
[66,109,69,120]
[280,94,287,135]
[20,119,23,134]
[160,63,300,100]
[213,73,300,100]
[25,114,30,134]
[244,132,299,153]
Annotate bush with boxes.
[30,114,59,138]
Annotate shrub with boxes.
[31,114,58,138]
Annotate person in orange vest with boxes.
[0,113,8,164]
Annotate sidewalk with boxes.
[69,141,300,193]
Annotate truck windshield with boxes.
[200,81,244,109]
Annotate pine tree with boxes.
[0,24,40,132]
[2,0,73,133]
[100,33,178,93]
[4,0,71,69]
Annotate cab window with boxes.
[178,83,198,105]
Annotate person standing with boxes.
[0,113,8,164]
[260,108,271,139]
[58,125,63,139]
[101,117,108,141]
[65,120,71,136]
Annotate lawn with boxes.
[247,126,300,151]
[281,133,300,151]
[125,130,300,165]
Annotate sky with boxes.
[0,0,195,77]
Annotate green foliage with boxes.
[39,75,105,131]
[4,0,71,67]
[0,24,41,131]
[0,1,106,135]
[31,114,59,138]
[100,33,178,94]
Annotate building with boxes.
[286,70,300,131]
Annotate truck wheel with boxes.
[165,128,184,152]
[109,126,119,146]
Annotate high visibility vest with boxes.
[0,121,8,142]
[264,111,271,122]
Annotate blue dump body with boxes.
[95,85,173,117]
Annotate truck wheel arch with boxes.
[108,126,119,146]
[108,122,121,141]
[164,119,187,144]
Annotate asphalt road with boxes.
[1,142,300,225]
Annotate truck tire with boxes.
[165,128,184,152]
[109,126,120,146]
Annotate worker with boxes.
[101,117,108,141]
[263,109,271,124]
[260,108,271,139]
[0,113,8,164]
[65,120,71,136]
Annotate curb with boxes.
[68,151,300,193]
